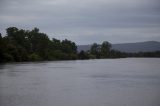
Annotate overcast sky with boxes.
[0,0,160,44]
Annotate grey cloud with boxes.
[0,0,160,44]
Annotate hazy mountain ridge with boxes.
[78,41,160,53]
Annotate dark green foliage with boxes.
[101,41,111,58]
[90,41,111,58]
[78,50,90,59]
[89,41,160,59]
[0,27,160,63]
[90,43,101,58]
[110,50,126,58]
[61,39,77,54]
[0,33,2,39]
[0,27,78,62]
[28,53,41,61]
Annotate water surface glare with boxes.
[0,58,160,106]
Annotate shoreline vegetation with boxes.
[0,27,160,63]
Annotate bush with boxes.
[3,53,14,62]
[28,53,41,61]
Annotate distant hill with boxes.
[77,41,160,53]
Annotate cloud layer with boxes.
[0,0,160,44]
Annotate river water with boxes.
[0,58,160,106]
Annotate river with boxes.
[0,58,160,106]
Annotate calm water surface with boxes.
[0,58,160,106]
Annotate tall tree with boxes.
[90,43,100,58]
[101,41,111,58]
[61,39,77,54]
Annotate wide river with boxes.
[0,58,160,106]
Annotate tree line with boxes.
[0,27,160,62]
[81,42,160,59]
[0,27,77,62]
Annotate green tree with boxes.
[101,41,111,58]
[27,28,50,59]
[90,43,100,58]
[61,39,77,54]
[52,38,61,51]
[6,27,18,37]
[78,50,89,59]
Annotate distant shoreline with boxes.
[1,27,160,63]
